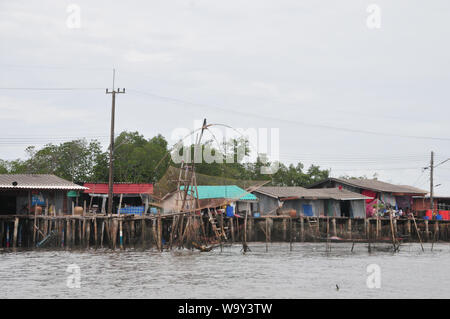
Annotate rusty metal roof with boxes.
[254,186,370,200]
[0,174,87,190]
[308,178,427,194]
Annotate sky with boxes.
[1,1,450,194]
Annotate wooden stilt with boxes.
[158,214,162,252]
[13,217,19,248]
[72,220,75,247]
[141,218,146,249]
[86,219,91,249]
[112,219,118,249]
[94,217,98,249]
[230,217,235,243]
[100,220,105,248]
[119,219,123,250]
[332,218,337,237]
[389,212,398,251]
[265,218,269,252]
[300,216,304,242]
[289,217,293,251]
[348,218,352,240]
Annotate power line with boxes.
[2,86,450,141]
[0,87,104,91]
[129,88,450,142]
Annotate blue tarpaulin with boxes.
[119,206,145,215]
[302,204,313,216]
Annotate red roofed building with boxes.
[82,183,153,214]
[83,183,153,195]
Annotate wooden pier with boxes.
[0,214,449,250]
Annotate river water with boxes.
[1,242,449,299]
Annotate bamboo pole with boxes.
[389,211,398,251]
[411,214,424,252]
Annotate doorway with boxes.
[0,195,16,215]
[340,200,351,217]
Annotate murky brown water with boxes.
[1,242,449,298]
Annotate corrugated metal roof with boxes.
[0,174,87,190]
[308,178,427,194]
[255,186,309,198]
[181,185,257,201]
[83,183,153,194]
[254,186,370,200]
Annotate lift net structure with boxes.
[151,165,269,213]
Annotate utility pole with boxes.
[430,151,434,214]
[106,69,125,216]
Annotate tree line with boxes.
[0,131,329,187]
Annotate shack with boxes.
[412,195,450,220]
[160,185,258,214]
[252,186,369,218]
[307,178,427,217]
[82,183,153,214]
[0,174,87,215]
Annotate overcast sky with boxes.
[1,1,450,194]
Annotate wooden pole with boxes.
[158,213,162,252]
[112,219,118,249]
[389,211,398,251]
[300,216,304,242]
[432,220,439,251]
[100,220,105,248]
[66,218,70,249]
[265,218,268,252]
[411,214,424,252]
[118,194,123,215]
[332,218,337,237]
[141,218,146,249]
[13,217,19,248]
[33,205,37,245]
[86,219,91,249]
[326,216,330,252]
[230,217,235,243]
[347,218,352,240]
[289,217,293,251]
[94,217,98,249]
[244,212,248,244]
[119,219,123,249]
[72,219,76,246]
